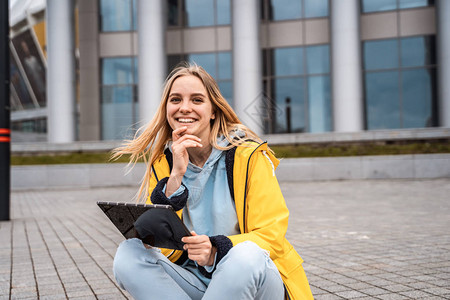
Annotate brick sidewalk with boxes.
[1,179,449,299]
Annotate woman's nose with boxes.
[179,100,192,113]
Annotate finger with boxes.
[185,247,210,255]
[172,127,188,141]
[188,254,209,266]
[184,243,210,251]
[178,139,203,149]
[172,126,187,136]
[172,136,203,151]
[173,134,202,144]
[182,232,205,243]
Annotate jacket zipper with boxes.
[242,141,267,233]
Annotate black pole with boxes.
[285,97,291,134]
[0,0,11,221]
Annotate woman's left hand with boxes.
[182,231,217,266]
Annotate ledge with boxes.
[11,153,450,190]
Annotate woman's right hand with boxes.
[165,126,202,197]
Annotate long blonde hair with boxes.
[113,62,262,202]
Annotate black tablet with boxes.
[97,201,191,250]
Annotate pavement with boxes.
[1,178,450,299]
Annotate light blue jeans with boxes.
[113,238,285,300]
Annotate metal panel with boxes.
[400,7,436,36]
[361,11,398,40]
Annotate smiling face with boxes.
[166,75,215,142]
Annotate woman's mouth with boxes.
[177,118,196,124]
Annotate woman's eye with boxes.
[193,98,203,103]
[170,98,181,103]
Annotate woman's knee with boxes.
[219,241,270,275]
[114,239,140,277]
[113,238,159,279]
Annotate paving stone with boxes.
[358,287,389,296]
[343,282,374,290]
[67,296,97,300]
[335,290,367,299]
[39,295,70,300]
[38,286,66,297]
[65,289,95,298]
[322,284,352,293]
[399,290,435,298]
[422,287,450,296]
[96,294,128,300]
[315,294,345,300]
[383,284,414,293]
[376,293,410,300]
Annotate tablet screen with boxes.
[97,202,191,250]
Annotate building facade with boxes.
[9,0,450,142]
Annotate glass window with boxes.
[11,29,46,107]
[264,44,331,133]
[401,36,435,68]
[399,0,433,9]
[132,0,137,30]
[304,0,329,18]
[306,45,330,74]
[273,77,306,133]
[365,71,401,129]
[101,86,133,104]
[364,39,399,70]
[218,81,233,106]
[308,76,331,132]
[185,0,214,27]
[173,0,230,27]
[362,0,433,12]
[217,52,232,79]
[101,57,138,140]
[167,55,187,74]
[269,0,302,21]
[188,53,216,77]
[100,0,134,32]
[10,51,35,109]
[362,0,396,13]
[401,68,435,127]
[217,0,231,25]
[363,35,436,130]
[12,118,47,133]
[102,99,135,140]
[168,0,180,26]
[102,58,134,85]
[273,47,304,76]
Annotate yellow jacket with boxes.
[147,142,313,300]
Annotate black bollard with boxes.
[0,0,11,221]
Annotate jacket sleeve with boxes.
[150,177,188,211]
[227,150,291,261]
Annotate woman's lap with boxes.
[113,239,284,300]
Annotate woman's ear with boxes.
[211,112,216,120]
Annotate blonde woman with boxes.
[112,63,313,300]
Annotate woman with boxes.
[112,63,313,300]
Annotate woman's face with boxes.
[166,75,215,141]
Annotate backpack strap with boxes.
[164,148,173,171]
[225,146,237,202]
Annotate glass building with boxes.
[9,0,450,142]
